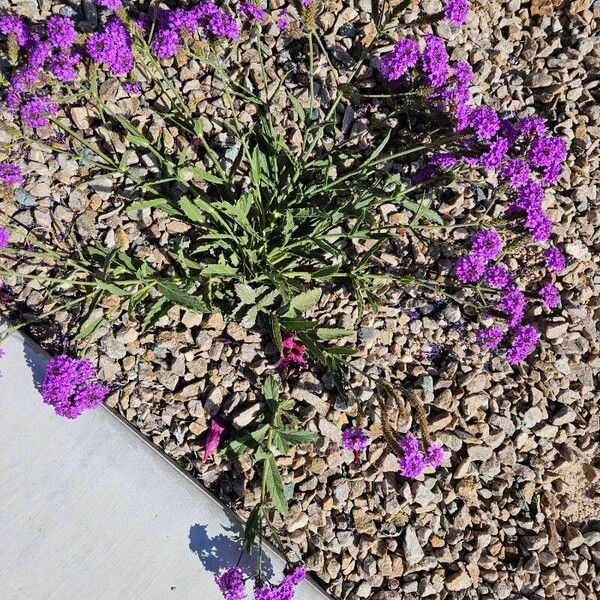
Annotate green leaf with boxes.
[264,454,288,516]
[262,376,279,402]
[179,196,206,224]
[240,306,258,329]
[286,92,306,122]
[142,297,170,332]
[156,281,210,312]
[200,264,238,278]
[289,288,322,314]
[180,165,225,185]
[235,283,256,305]
[277,429,317,445]
[225,424,270,456]
[126,197,170,213]
[243,505,263,552]
[270,314,283,353]
[74,315,106,342]
[316,328,354,341]
[401,199,444,225]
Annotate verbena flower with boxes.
[0,14,29,46]
[241,3,267,21]
[483,264,511,289]
[444,0,469,26]
[500,158,530,188]
[20,95,58,128]
[470,106,500,140]
[519,116,546,137]
[454,254,485,283]
[41,355,109,418]
[206,12,240,39]
[342,427,370,453]
[477,326,504,350]
[511,179,544,213]
[524,208,552,242]
[215,567,246,600]
[379,38,419,81]
[275,334,306,370]
[48,50,82,83]
[0,227,9,248]
[430,152,458,169]
[527,135,566,184]
[254,567,306,600]
[539,281,560,308]
[544,247,566,273]
[425,443,444,467]
[421,34,449,88]
[497,286,526,328]
[0,161,23,184]
[506,324,538,364]
[471,229,502,261]
[151,28,180,59]
[86,16,133,76]
[479,137,509,170]
[397,433,444,479]
[276,10,289,29]
[452,60,473,88]
[46,15,76,48]
[95,0,123,9]
[202,417,225,462]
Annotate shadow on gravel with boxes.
[188,523,274,579]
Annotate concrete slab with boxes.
[0,328,329,600]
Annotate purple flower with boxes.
[0,162,23,185]
[399,432,421,454]
[500,158,530,188]
[86,17,133,76]
[46,15,76,48]
[524,209,552,242]
[240,3,266,21]
[123,81,141,95]
[20,96,58,128]
[477,326,504,350]
[506,324,538,365]
[470,106,500,140]
[544,247,566,273]
[425,443,444,467]
[0,227,9,248]
[539,282,560,308]
[511,179,544,213]
[342,427,370,453]
[203,418,225,462]
[444,0,469,26]
[277,10,289,29]
[398,450,426,479]
[48,50,82,82]
[430,152,458,169]
[471,229,502,261]
[497,286,526,328]
[151,27,181,59]
[452,60,473,88]
[275,334,306,370]
[479,137,509,170]
[41,355,109,418]
[206,12,240,39]
[454,254,485,283]
[528,135,566,184]
[253,566,306,600]
[95,0,122,9]
[519,116,546,137]
[379,38,419,81]
[421,34,449,88]
[215,567,245,600]
[483,264,511,289]
[0,14,29,46]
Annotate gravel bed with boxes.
[1,0,599,598]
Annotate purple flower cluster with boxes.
[379,39,419,81]
[140,2,240,60]
[87,16,133,75]
[539,281,560,309]
[46,15,76,48]
[476,326,504,350]
[41,354,109,418]
[397,432,444,479]
[95,0,123,9]
[0,14,29,46]
[20,95,58,128]
[421,34,449,88]
[216,567,246,600]
[0,161,24,185]
[455,228,502,283]
[254,567,306,600]
[342,427,370,454]
[215,566,306,600]
[444,0,469,26]
[0,227,9,249]
[544,246,566,273]
[506,324,538,365]
[241,3,267,22]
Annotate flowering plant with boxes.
[0,0,570,596]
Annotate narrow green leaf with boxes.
[156,281,210,312]
[262,376,279,402]
[200,264,238,278]
[264,454,288,516]
[180,165,225,185]
[316,328,354,341]
[277,429,317,445]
